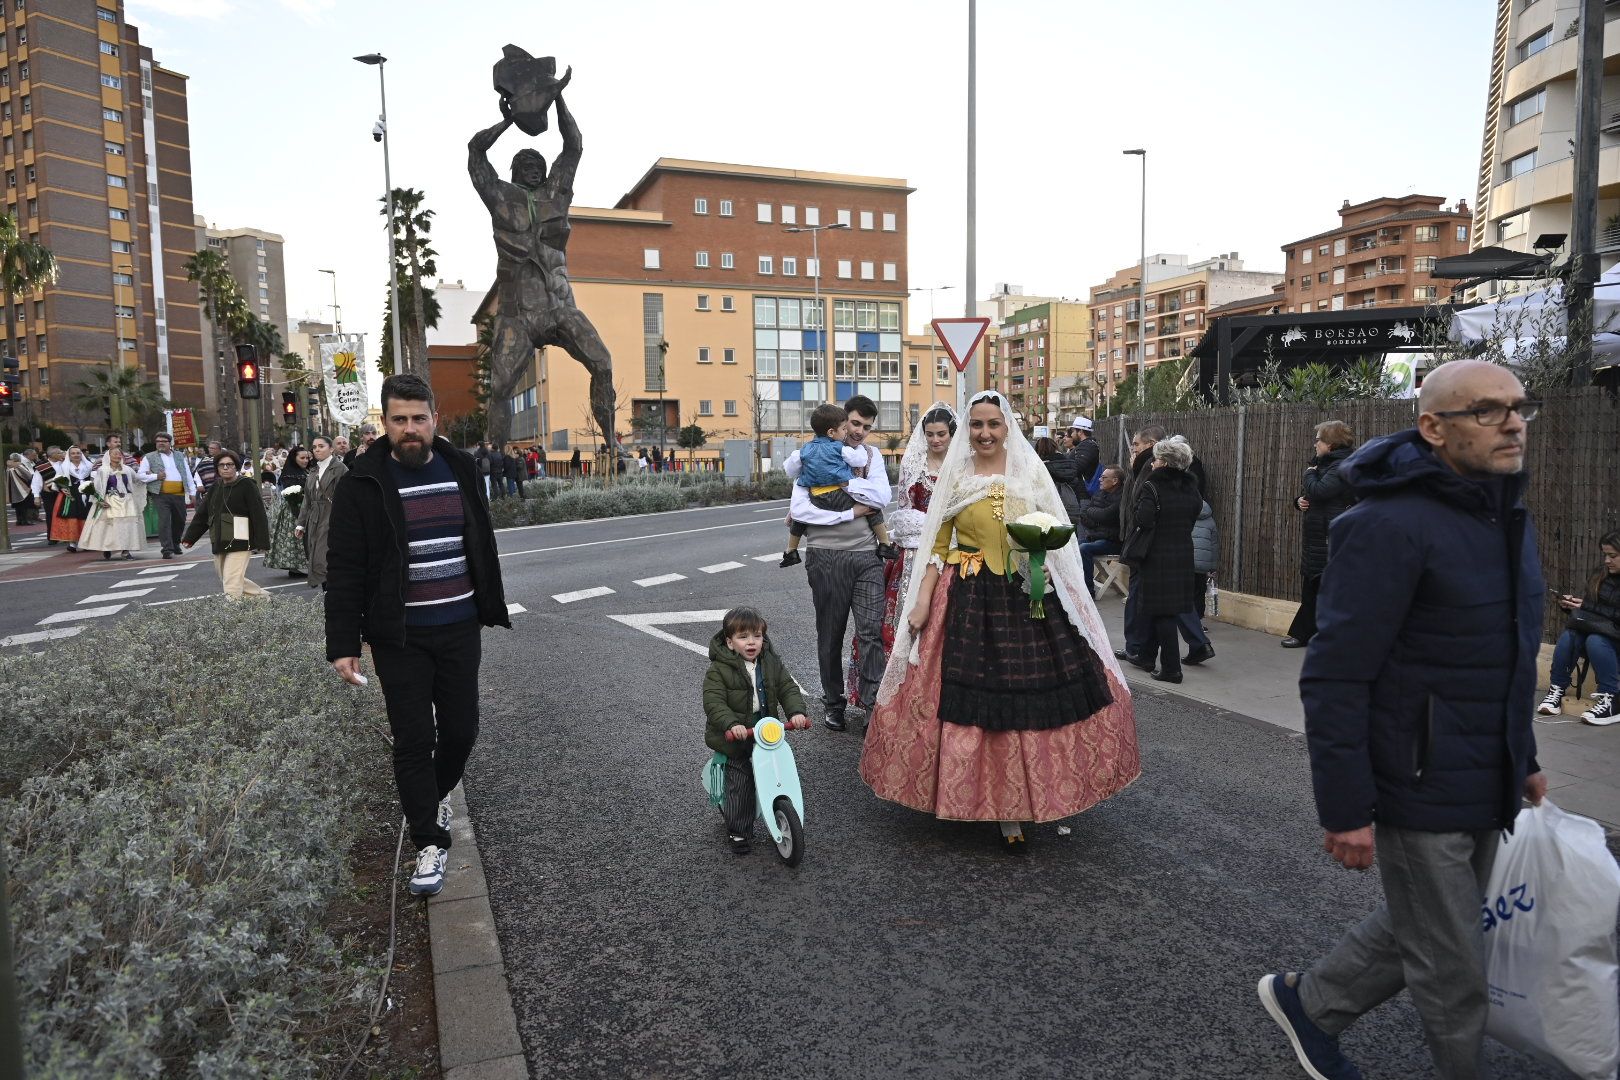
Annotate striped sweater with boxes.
[385,451,478,626]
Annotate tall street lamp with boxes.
[911,283,954,417]
[1123,148,1146,408]
[317,267,342,334]
[355,53,404,377]
[786,221,848,407]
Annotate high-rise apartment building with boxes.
[3,0,201,435]
[992,301,1091,425]
[194,219,288,434]
[1471,0,1620,291]
[484,158,936,453]
[1279,195,1472,313]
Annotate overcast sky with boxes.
[126,0,1495,357]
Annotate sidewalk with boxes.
[1092,597,1620,831]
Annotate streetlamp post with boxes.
[355,53,404,377]
[1123,149,1146,409]
[786,222,849,407]
[911,284,954,419]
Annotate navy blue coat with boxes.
[1300,429,1543,834]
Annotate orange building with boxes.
[1280,195,1473,314]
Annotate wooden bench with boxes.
[1093,555,1129,600]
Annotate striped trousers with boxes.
[721,757,757,838]
[805,547,887,711]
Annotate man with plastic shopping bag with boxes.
[1258,361,1550,1080]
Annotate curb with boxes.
[426,785,528,1079]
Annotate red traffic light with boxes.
[281,390,296,418]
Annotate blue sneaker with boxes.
[1257,973,1364,1080]
[409,845,447,896]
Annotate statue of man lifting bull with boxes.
[468,46,614,449]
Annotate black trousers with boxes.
[1140,616,1182,677]
[370,619,482,852]
[805,547,886,711]
[1287,574,1321,642]
[151,493,187,555]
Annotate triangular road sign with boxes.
[932,317,991,372]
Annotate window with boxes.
[115,305,134,319]
[108,174,127,188]
[1414,255,1437,272]
[937,356,953,385]
[1508,88,1546,125]
[757,203,773,224]
[1303,247,1313,264]
[719,199,734,217]
[837,208,852,227]
[25,166,34,183]
[860,210,874,230]
[1318,271,1329,283]
[18,63,27,81]
[804,206,820,226]
[112,272,133,286]
[698,347,711,363]
[1330,296,1345,312]
[1332,238,1347,258]
[781,205,796,225]
[723,400,737,416]
[1456,225,1468,243]
[1332,267,1346,285]
[97,6,117,20]
[111,240,131,253]
[780,257,796,277]
[255,239,265,250]
[882,262,897,282]
[694,197,708,215]
[879,302,900,331]
[643,249,661,269]
[38,367,47,386]
[695,250,710,268]
[101,75,122,89]
[1318,244,1329,256]
[805,257,819,277]
[105,140,124,156]
[860,261,874,280]
[104,108,123,122]
[1505,150,1537,180]
[720,252,735,270]
[758,256,773,275]
[1413,285,1438,300]
[696,294,711,311]
[100,41,120,56]
[1302,275,1313,290]
[1414,225,1441,242]
[882,212,897,232]
[837,259,852,279]
[0,72,7,89]
[1518,26,1552,62]
[698,400,713,416]
[909,361,920,384]
[35,335,44,353]
[21,96,30,115]
[723,348,736,364]
[721,295,735,312]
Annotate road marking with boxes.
[39,605,124,624]
[699,561,743,574]
[751,553,782,562]
[139,563,197,575]
[491,498,791,535]
[753,506,789,513]
[507,603,527,614]
[112,574,174,585]
[552,586,615,604]
[81,589,152,603]
[498,518,775,560]
[1,626,86,647]
[607,609,728,657]
[634,573,685,587]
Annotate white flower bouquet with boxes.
[1005,510,1076,619]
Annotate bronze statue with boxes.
[470,46,613,448]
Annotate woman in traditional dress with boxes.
[265,444,312,577]
[50,446,93,551]
[6,454,34,526]
[847,403,955,709]
[296,435,347,590]
[860,390,1141,851]
[79,447,148,560]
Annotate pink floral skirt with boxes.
[859,567,1141,823]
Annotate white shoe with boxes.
[1581,693,1617,726]
[409,845,447,896]
[436,800,453,833]
[1536,686,1565,716]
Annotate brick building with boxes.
[1280,195,1473,313]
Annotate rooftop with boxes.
[618,157,914,207]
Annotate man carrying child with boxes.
[780,402,899,567]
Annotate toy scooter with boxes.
[719,715,810,867]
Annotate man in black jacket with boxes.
[326,373,511,897]
[1067,416,1101,504]
[1258,360,1547,1080]
[1077,466,1123,596]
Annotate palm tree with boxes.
[185,248,252,449]
[73,365,171,447]
[380,188,441,379]
[0,212,58,427]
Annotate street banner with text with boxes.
[169,408,198,448]
[319,336,368,426]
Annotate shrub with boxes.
[1,599,387,1078]
[487,470,793,529]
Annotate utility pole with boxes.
[1567,0,1603,385]
[961,0,978,415]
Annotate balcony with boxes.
[1600,221,1620,253]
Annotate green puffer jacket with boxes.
[702,630,808,759]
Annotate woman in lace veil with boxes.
[847,402,956,709]
[859,390,1140,849]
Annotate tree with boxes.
[0,213,58,441]
[1110,356,1201,412]
[73,365,170,447]
[677,419,710,468]
[184,248,252,449]
[379,188,441,380]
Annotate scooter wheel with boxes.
[772,796,804,868]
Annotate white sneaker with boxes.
[1536,686,1566,716]
[1581,693,1617,727]
[436,800,453,833]
[409,845,447,896]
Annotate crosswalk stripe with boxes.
[634,573,686,587]
[751,554,781,562]
[39,605,124,624]
[1,626,86,647]
[80,589,152,603]
[699,561,743,574]
[113,574,174,585]
[552,586,614,604]
[507,603,527,614]
[140,563,197,574]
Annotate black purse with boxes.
[1567,607,1620,642]
[1119,481,1160,567]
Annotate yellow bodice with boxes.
[931,482,1012,576]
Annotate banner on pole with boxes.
[169,408,198,448]
[319,336,368,426]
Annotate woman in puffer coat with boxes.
[1283,420,1356,648]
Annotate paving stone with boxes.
[429,895,504,975]
[445,1053,530,1080]
[436,963,524,1071]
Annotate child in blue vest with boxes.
[780,403,897,566]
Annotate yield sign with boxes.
[932,317,991,372]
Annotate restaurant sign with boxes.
[1271,320,1420,349]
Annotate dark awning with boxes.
[1430,246,1551,281]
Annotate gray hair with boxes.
[1152,434,1194,471]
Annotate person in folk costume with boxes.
[79,446,150,560]
[265,444,312,577]
[29,447,66,543]
[49,446,94,551]
[859,390,1142,852]
[296,434,348,590]
[846,402,956,709]
[7,453,35,526]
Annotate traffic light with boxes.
[0,355,17,418]
[281,390,296,421]
[306,386,320,411]
[235,343,260,399]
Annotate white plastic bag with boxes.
[1483,799,1620,1080]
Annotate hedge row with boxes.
[488,471,794,528]
[1,598,387,1078]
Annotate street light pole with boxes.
[355,54,404,377]
[1124,149,1146,409]
[911,284,954,418]
[786,222,849,408]
[962,0,978,415]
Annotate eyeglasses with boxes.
[1430,400,1541,426]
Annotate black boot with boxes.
[779,549,802,568]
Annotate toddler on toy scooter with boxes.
[702,606,810,854]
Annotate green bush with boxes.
[489,470,793,529]
[1,599,387,1078]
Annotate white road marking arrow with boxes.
[607,609,728,658]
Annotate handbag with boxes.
[1567,607,1620,642]
[1119,481,1160,567]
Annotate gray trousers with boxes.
[721,757,756,838]
[151,493,188,554]
[804,547,886,711]
[1300,826,1498,1080]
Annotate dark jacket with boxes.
[1119,446,1155,540]
[1300,429,1543,834]
[1298,446,1356,579]
[182,475,269,552]
[324,436,510,661]
[1043,454,1082,521]
[1069,436,1101,498]
[504,454,524,483]
[1076,487,1121,543]
[702,632,809,759]
[1570,572,1620,633]
[1130,467,1203,616]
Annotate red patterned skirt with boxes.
[847,547,908,708]
[859,567,1141,823]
